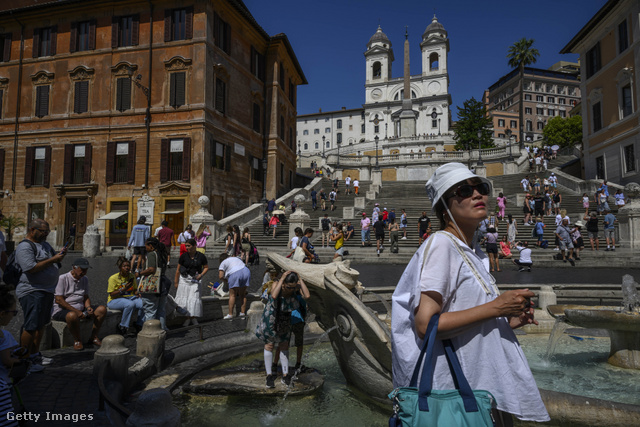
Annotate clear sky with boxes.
[243,0,605,116]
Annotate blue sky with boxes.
[243,0,604,116]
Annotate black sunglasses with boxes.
[450,182,490,199]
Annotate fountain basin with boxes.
[547,304,640,369]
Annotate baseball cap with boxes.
[362,212,367,216]
[73,258,91,269]
[425,163,491,213]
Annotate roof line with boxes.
[560,0,620,54]
[270,33,307,85]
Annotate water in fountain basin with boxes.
[544,317,569,361]
[621,274,640,312]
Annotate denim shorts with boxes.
[19,291,54,331]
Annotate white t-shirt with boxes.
[516,245,532,263]
[391,232,548,422]
[353,180,359,187]
[154,226,163,237]
[345,177,351,186]
[290,236,299,250]
[218,256,246,278]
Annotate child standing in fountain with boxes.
[256,271,310,388]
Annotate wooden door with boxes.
[76,198,87,248]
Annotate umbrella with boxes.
[272,210,285,215]
[551,145,560,151]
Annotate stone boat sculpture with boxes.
[266,253,393,404]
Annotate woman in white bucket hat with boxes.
[391,162,549,424]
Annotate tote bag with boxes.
[292,246,306,262]
[389,314,496,427]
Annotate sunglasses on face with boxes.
[450,182,491,199]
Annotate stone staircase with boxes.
[222,153,629,265]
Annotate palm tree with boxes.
[507,38,540,148]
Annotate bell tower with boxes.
[420,15,449,77]
[364,26,394,86]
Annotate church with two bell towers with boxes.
[297,15,454,159]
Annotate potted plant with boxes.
[0,216,27,254]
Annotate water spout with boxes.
[545,317,569,360]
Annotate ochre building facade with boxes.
[0,0,305,247]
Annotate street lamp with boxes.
[505,128,514,161]
[477,129,484,166]
[322,135,326,159]
[374,135,379,168]
[298,141,301,168]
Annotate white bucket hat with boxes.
[425,163,491,213]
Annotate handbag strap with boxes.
[410,313,480,413]
[440,231,499,295]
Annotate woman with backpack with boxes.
[241,227,252,265]
[174,238,207,327]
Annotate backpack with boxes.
[321,218,330,231]
[3,240,38,287]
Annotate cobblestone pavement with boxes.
[4,251,639,426]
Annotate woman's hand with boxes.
[491,289,535,318]
[509,308,538,329]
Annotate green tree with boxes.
[453,97,494,151]
[507,38,540,145]
[542,115,583,148]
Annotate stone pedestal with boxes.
[617,193,640,249]
[371,169,382,187]
[334,169,343,180]
[354,197,365,210]
[126,388,181,427]
[190,195,216,241]
[475,165,487,178]
[136,320,166,367]
[343,207,354,219]
[93,335,130,387]
[83,224,101,257]
[365,191,377,200]
[288,208,310,242]
[503,160,518,175]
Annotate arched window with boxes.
[394,90,417,100]
[373,62,381,78]
[304,143,308,150]
[314,142,319,149]
[429,53,439,71]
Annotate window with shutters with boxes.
[35,85,50,118]
[63,144,92,184]
[106,141,135,184]
[250,156,261,181]
[250,46,265,81]
[280,162,284,185]
[24,146,51,188]
[33,27,56,57]
[165,7,193,42]
[592,102,603,132]
[212,140,230,171]
[624,144,636,173]
[112,15,139,48]
[116,77,132,111]
[279,115,285,140]
[170,72,186,108]
[618,19,629,54]
[252,103,261,132]
[586,42,601,79]
[289,80,295,104]
[74,81,89,114]
[0,33,11,62]
[214,13,230,54]
[161,138,191,182]
[215,77,226,113]
[279,62,285,88]
[70,21,95,52]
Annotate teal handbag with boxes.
[388,314,496,427]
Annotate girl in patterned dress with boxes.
[256,271,310,388]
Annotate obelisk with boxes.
[399,27,417,137]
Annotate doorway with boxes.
[163,200,184,236]
[65,198,87,249]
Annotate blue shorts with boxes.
[228,267,251,289]
[19,291,54,331]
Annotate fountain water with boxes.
[544,318,569,360]
[548,274,640,369]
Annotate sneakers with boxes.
[116,325,128,336]
[183,318,191,327]
[401,237,407,240]
[266,374,276,389]
[30,353,52,366]
[223,314,233,320]
[238,313,246,318]
[553,248,560,251]
[605,248,610,252]
[612,248,616,251]
[377,249,380,257]
[281,374,292,386]
[28,363,45,373]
